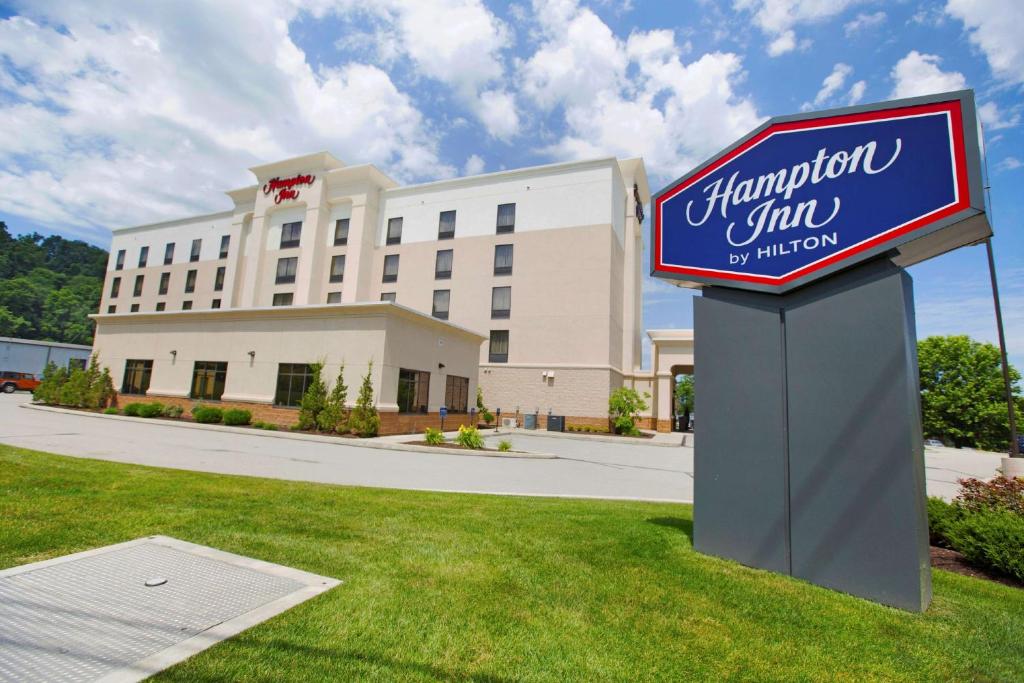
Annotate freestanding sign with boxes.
[652,91,991,612]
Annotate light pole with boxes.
[984,238,1020,459]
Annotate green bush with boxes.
[137,402,164,418]
[349,361,380,437]
[944,508,1024,581]
[222,409,252,426]
[498,440,512,452]
[193,406,223,424]
[318,363,349,433]
[927,497,956,547]
[33,362,66,405]
[297,361,327,431]
[123,402,144,417]
[59,367,90,407]
[608,387,649,436]
[161,404,184,418]
[103,407,119,415]
[253,421,279,431]
[455,425,484,449]
[424,427,445,445]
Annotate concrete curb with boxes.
[20,403,557,460]
[484,426,689,448]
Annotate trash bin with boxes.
[524,413,537,430]
[547,415,565,432]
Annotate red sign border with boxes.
[652,99,971,287]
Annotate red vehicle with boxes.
[1,371,40,393]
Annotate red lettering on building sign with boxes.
[262,174,315,204]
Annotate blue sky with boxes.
[0,0,1020,367]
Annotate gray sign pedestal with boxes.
[693,258,932,611]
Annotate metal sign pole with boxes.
[984,238,1020,457]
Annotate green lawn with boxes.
[2,445,1022,682]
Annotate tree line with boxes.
[0,221,108,344]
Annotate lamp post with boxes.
[985,238,1020,463]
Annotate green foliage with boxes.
[567,424,611,434]
[59,367,91,407]
[945,508,1024,581]
[608,387,650,436]
[137,402,164,418]
[32,362,66,405]
[476,385,487,413]
[454,425,484,449]
[82,354,113,409]
[297,361,327,431]
[123,402,144,417]
[674,375,694,411]
[253,421,279,431]
[955,475,1024,515]
[318,363,348,433]
[498,440,512,452]
[424,427,445,445]
[222,409,252,426]
[927,497,956,546]
[103,407,119,415]
[193,406,224,424]
[918,335,1022,451]
[349,361,380,438]
[0,222,107,343]
[161,404,183,418]
[481,409,495,425]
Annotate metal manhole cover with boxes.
[0,536,340,682]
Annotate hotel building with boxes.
[93,152,690,433]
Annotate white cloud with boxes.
[814,63,853,105]
[464,153,486,176]
[847,79,867,104]
[0,1,452,242]
[844,10,886,35]
[733,0,867,55]
[978,101,1020,131]
[890,50,967,98]
[519,2,762,180]
[946,0,1024,85]
[476,89,520,141]
[995,156,1022,172]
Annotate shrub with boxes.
[137,402,164,418]
[59,367,90,407]
[927,497,956,547]
[81,354,114,409]
[222,408,252,426]
[161,404,184,418]
[955,476,1024,515]
[424,427,445,445]
[103,407,119,415]
[33,362,67,405]
[608,387,649,436]
[297,361,327,431]
[498,440,512,452]
[193,406,224,424]
[253,421,279,431]
[318,363,349,433]
[482,409,495,425]
[455,425,484,449]
[123,402,144,417]
[349,360,380,437]
[944,508,1024,581]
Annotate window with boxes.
[330,255,345,283]
[164,242,175,265]
[182,300,193,310]
[276,257,297,284]
[397,368,429,413]
[115,249,125,270]
[491,286,511,319]
[133,274,144,297]
[445,375,469,413]
[138,246,149,268]
[272,292,293,306]
[68,358,87,371]
[214,266,225,291]
[190,238,202,262]
[489,330,509,363]
[185,269,197,293]
[383,254,399,283]
[380,292,396,302]
[386,217,403,245]
[275,363,313,407]
[211,298,221,309]
[121,359,153,395]
[438,210,456,239]
[130,303,140,313]
[334,218,349,245]
[435,249,453,279]
[110,276,121,298]
[494,244,513,275]
[219,234,230,259]
[190,361,227,400]
[326,291,342,304]
[107,305,116,314]
[432,289,450,320]
[280,221,302,248]
[496,203,515,233]
[159,272,170,295]
[155,302,166,311]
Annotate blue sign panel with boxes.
[652,91,987,293]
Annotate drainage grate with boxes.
[0,536,339,682]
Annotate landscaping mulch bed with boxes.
[409,440,524,454]
[931,546,1022,589]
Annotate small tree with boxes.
[608,386,650,436]
[33,361,66,405]
[476,385,494,424]
[96,367,116,408]
[59,366,91,407]
[82,354,114,409]
[349,360,380,437]
[317,363,348,433]
[675,375,694,431]
[297,361,327,431]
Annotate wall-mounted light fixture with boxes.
[438,362,446,370]
[248,350,256,359]
[170,350,177,358]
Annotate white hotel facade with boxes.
[93,152,691,433]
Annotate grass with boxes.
[2,445,1023,682]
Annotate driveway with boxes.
[0,393,1003,502]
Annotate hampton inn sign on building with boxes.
[91,152,694,434]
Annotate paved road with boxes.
[0,393,1004,502]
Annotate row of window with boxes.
[428,286,510,320]
[380,243,513,287]
[385,203,515,246]
[110,266,226,299]
[114,236,228,271]
[273,254,346,286]
[107,299,219,314]
[121,359,472,412]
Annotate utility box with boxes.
[547,415,565,432]
[524,414,537,430]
